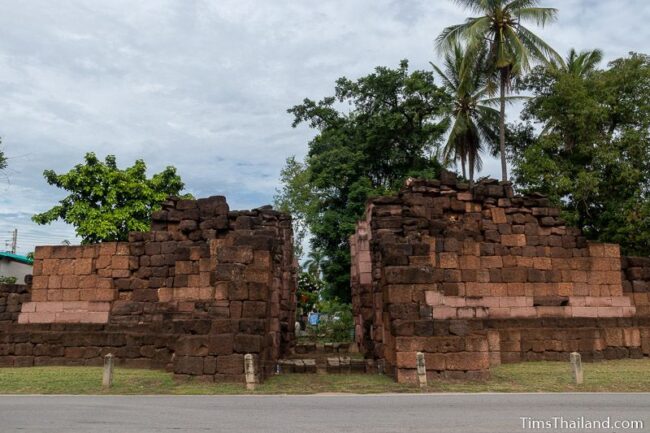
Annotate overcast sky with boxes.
[1,0,649,254]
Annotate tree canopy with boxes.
[510,52,650,255]
[33,153,188,243]
[437,0,561,181]
[276,61,449,300]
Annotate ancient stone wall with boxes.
[0,284,30,324]
[0,196,297,382]
[622,256,650,317]
[351,173,650,383]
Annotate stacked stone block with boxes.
[0,284,30,323]
[351,172,650,383]
[1,195,296,383]
[622,257,650,317]
[22,244,119,324]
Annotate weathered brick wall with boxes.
[0,284,30,323]
[1,196,296,382]
[351,173,649,383]
[622,256,650,316]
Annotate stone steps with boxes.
[277,355,376,374]
[291,341,357,356]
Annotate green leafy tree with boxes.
[510,52,650,255]
[278,61,449,301]
[274,156,316,261]
[313,299,354,343]
[33,152,188,243]
[432,43,504,185]
[437,0,561,181]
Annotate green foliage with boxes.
[274,156,315,261]
[296,271,322,314]
[33,153,189,244]
[0,276,17,285]
[437,0,560,76]
[312,299,354,343]
[278,61,448,301]
[296,247,329,314]
[437,0,561,181]
[511,52,650,255]
[432,43,503,184]
[549,48,603,78]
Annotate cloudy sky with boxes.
[1,0,649,254]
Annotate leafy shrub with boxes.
[311,299,354,343]
[0,276,17,285]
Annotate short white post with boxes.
[416,352,427,388]
[570,352,583,385]
[102,353,114,388]
[244,354,257,390]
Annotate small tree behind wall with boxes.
[33,153,189,243]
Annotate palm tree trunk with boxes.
[499,68,508,182]
[469,153,475,188]
[461,154,467,179]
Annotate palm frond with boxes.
[430,62,457,91]
[452,0,492,14]
[504,0,540,11]
[474,105,500,149]
[443,114,467,162]
[573,48,603,75]
[550,48,603,76]
[512,7,559,26]
[503,26,530,74]
[517,25,562,64]
[436,23,469,52]
[437,17,491,53]
[481,95,529,105]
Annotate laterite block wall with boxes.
[0,196,296,382]
[351,172,650,383]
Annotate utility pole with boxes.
[10,229,17,254]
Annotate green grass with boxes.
[1,359,649,394]
[427,359,650,393]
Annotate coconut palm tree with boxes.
[432,44,502,186]
[437,0,561,182]
[552,48,603,77]
[303,248,326,278]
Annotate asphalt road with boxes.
[0,393,648,433]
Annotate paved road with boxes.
[0,393,648,433]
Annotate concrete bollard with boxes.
[416,352,427,388]
[244,354,257,391]
[570,352,583,385]
[102,353,114,388]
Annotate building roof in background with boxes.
[0,252,33,265]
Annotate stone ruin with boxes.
[2,173,650,386]
[0,195,296,382]
[350,173,650,383]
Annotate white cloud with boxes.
[0,0,648,254]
